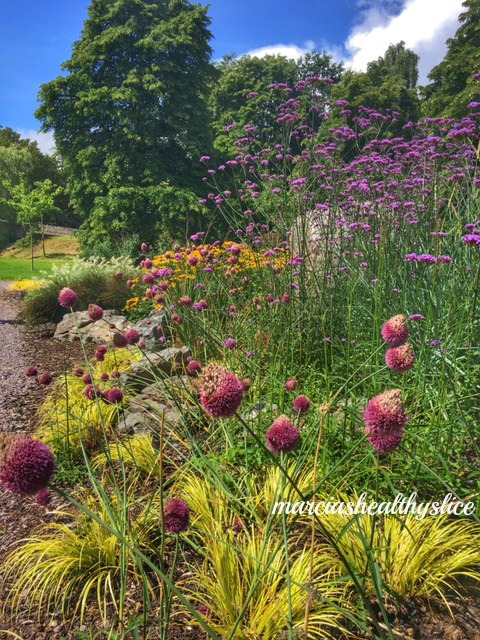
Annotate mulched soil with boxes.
[0,282,479,639]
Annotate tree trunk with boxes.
[30,227,34,271]
[41,216,46,257]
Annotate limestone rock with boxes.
[119,375,200,436]
[54,310,134,344]
[119,346,192,391]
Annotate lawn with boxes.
[0,235,78,280]
[0,257,69,280]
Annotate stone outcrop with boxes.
[54,310,134,344]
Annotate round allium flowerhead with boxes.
[364,389,408,454]
[140,242,149,253]
[200,365,244,418]
[293,394,311,414]
[84,384,101,400]
[266,415,300,454]
[385,343,416,373]
[0,437,55,496]
[381,314,408,347]
[162,498,190,534]
[82,373,92,385]
[125,328,141,345]
[25,366,38,377]
[113,332,129,348]
[38,373,53,385]
[106,387,124,404]
[284,378,297,392]
[88,304,104,322]
[58,287,78,309]
[74,367,84,377]
[100,372,109,382]
[186,360,202,376]
[36,488,52,506]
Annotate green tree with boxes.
[366,41,419,89]
[1,179,61,268]
[0,127,64,247]
[36,0,215,254]
[209,51,344,155]
[422,0,480,118]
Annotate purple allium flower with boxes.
[125,328,141,345]
[106,387,123,404]
[385,343,416,373]
[140,242,149,252]
[162,498,190,533]
[224,338,237,349]
[113,333,129,348]
[143,272,156,285]
[88,304,104,322]
[364,389,408,454]
[178,296,193,307]
[58,287,78,309]
[266,415,300,454]
[200,365,244,418]
[381,314,408,347]
[197,605,211,617]
[171,314,183,325]
[100,372,109,382]
[84,384,101,400]
[409,314,425,321]
[186,360,202,376]
[293,394,311,414]
[285,378,298,391]
[95,348,105,362]
[36,488,52,506]
[82,373,92,384]
[38,373,53,385]
[25,366,38,377]
[0,437,55,496]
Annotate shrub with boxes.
[22,256,138,325]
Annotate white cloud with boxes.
[16,129,56,156]
[243,41,315,60]
[345,0,463,84]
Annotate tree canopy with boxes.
[36,0,215,254]
[422,0,480,118]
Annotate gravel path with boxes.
[0,282,32,433]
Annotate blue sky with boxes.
[0,0,463,153]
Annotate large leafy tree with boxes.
[422,0,480,118]
[36,0,214,254]
[366,41,419,89]
[209,51,344,156]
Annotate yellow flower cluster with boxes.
[8,279,47,293]
[151,241,288,283]
[124,296,140,311]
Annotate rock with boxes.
[119,375,200,436]
[54,310,134,344]
[120,346,192,391]
[134,310,171,351]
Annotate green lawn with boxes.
[0,257,70,281]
